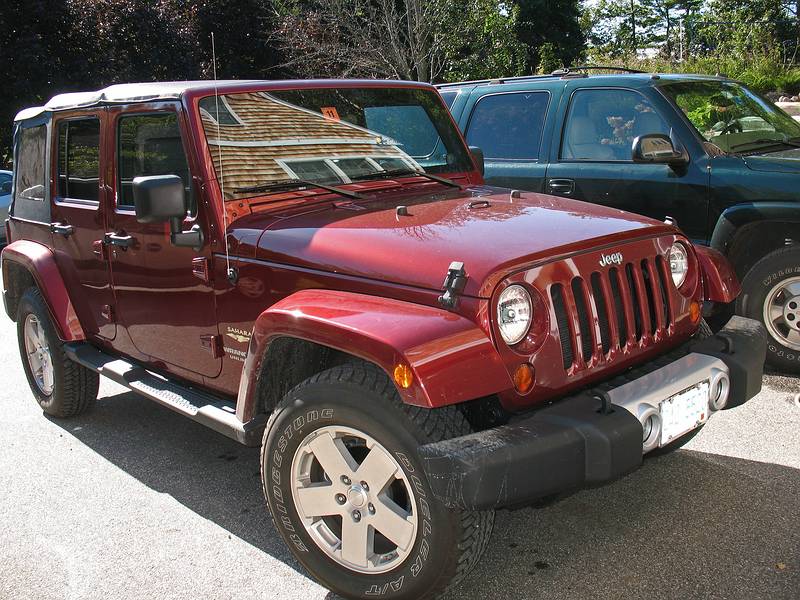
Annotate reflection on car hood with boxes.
[742,148,800,174]
[252,186,675,297]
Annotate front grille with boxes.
[550,256,674,370]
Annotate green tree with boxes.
[514,0,584,71]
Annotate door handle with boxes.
[547,178,575,196]
[103,232,134,249]
[50,222,75,237]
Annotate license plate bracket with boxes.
[659,380,710,446]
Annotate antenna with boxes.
[211,32,237,284]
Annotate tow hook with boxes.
[438,261,467,310]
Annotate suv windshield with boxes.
[198,87,471,200]
[661,80,800,153]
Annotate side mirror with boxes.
[468,146,484,176]
[132,175,203,250]
[632,133,689,167]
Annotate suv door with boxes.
[49,112,116,340]
[463,90,553,191]
[544,85,710,242]
[106,105,221,379]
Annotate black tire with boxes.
[260,363,493,600]
[737,246,800,373]
[16,287,99,417]
[648,319,712,456]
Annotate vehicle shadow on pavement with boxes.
[54,390,800,600]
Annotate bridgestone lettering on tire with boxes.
[16,287,99,417]
[737,246,800,373]
[260,363,493,600]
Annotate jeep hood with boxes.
[742,148,800,174]
[252,187,673,298]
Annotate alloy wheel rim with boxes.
[24,314,54,395]
[764,275,800,351]
[290,425,418,574]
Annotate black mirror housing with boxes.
[632,133,689,167]
[468,146,485,176]
[132,175,187,224]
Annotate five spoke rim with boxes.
[23,314,54,396]
[291,425,418,574]
[764,276,800,351]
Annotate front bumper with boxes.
[418,316,766,510]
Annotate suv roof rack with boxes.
[551,65,645,75]
[437,65,647,89]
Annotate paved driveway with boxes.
[0,309,798,599]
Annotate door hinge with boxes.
[101,304,115,322]
[200,334,223,358]
[192,257,211,283]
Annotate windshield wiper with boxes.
[729,138,800,151]
[233,178,364,200]
[351,168,461,189]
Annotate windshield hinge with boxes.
[438,261,467,310]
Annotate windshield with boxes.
[198,87,472,200]
[661,80,800,153]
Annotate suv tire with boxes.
[737,246,800,373]
[16,287,99,417]
[260,362,493,600]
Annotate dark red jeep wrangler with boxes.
[2,80,766,599]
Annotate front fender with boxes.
[711,202,800,254]
[695,245,741,304]
[1,239,85,341]
[237,289,512,414]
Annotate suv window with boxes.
[117,113,192,210]
[466,92,549,160]
[16,125,47,203]
[57,118,100,202]
[439,91,457,109]
[562,89,670,161]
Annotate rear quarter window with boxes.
[465,92,549,160]
[13,124,51,222]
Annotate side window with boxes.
[562,89,671,161]
[363,105,441,158]
[439,91,458,109]
[117,113,192,212]
[465,92,549,160]
[57,118,100,202]
[15,125,47,203]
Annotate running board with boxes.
[64,342,265,446]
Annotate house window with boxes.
[199,96,243,126]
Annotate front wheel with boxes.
[260,363,493,600]
[737,246,800,373]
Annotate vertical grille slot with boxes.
[590,272,611,353]
[609,267,628,347]
[641,259,658,334]
[625,263,643,340]
[571,278,594,362]
[655,255,672,326]
[551,284,574,369]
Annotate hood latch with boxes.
[438,261,467,310]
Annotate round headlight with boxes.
[497,285,532,345]
[668,242,689,288]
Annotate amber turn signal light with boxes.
[513,364,534,394]
[689,301,702,324]
[393,364,414,389]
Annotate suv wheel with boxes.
[16,287,99,417]
[260,363,493,600]
[738,246,800,373]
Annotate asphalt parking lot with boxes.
[1,308,798,600]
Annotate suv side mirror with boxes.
[632,134,689,167]
[132,175,203,250]
[469,146,484,176]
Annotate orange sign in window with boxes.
[321,106,340,121]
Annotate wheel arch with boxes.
[234,289,512,424]
[710,202,800,280]
[1,239,85,341]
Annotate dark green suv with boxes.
[440,68,800,372]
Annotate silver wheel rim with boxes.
[764,275,800,351]
[24,314,54,395]
[290,425,418,574]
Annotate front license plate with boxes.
[659,381,710,445]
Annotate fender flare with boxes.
[1,239,85,341]
[236,289,512,419]
[694,245,740,304]
[710,202,800,254]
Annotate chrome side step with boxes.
[64,342,265,446]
